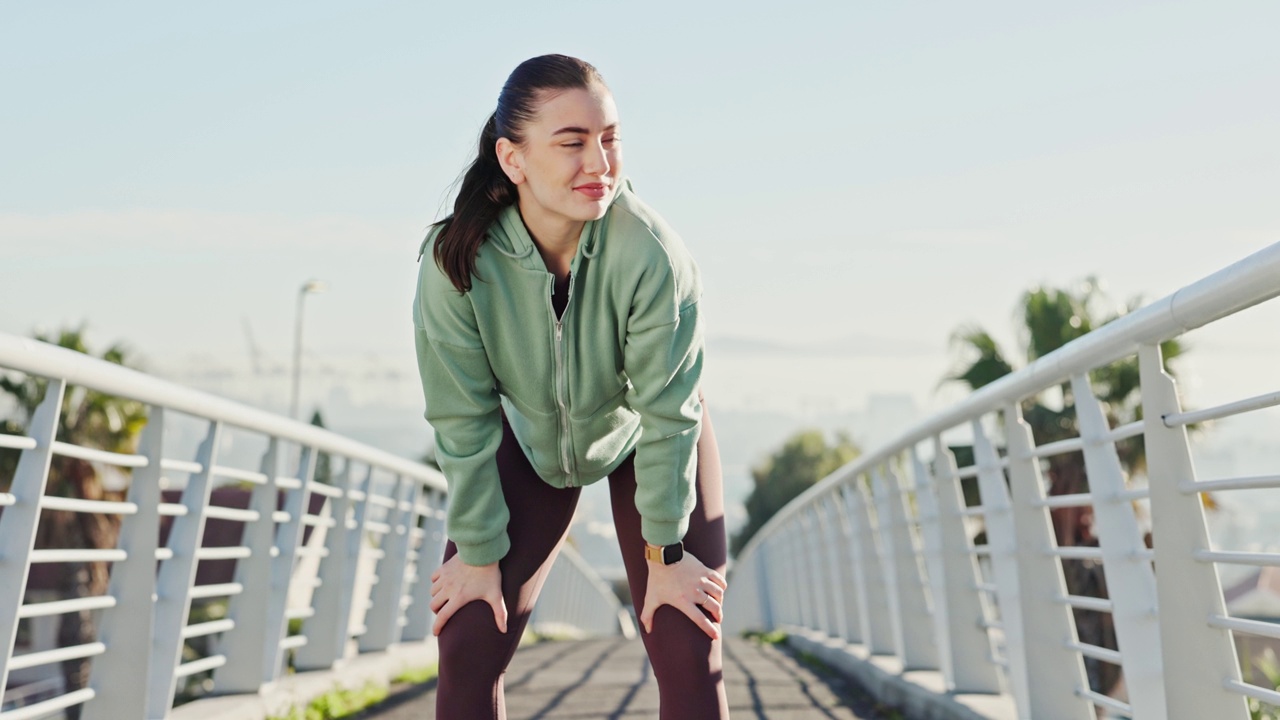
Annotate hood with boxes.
[418,178,632,265]
[484,178,632,265]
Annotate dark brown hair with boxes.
[430,54,606,292]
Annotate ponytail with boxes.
[431,112,516,293]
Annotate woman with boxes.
[413,54,729,719]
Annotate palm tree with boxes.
[944,278,1184,695]
[0,326,146,718]
[946,279,1182,537]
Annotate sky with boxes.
[3,1,1279,451]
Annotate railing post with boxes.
[881,461,939,671]
[295,461,363,671]
[84,405,164,720]
[402,488,444,642]
[777,532,800,627]
[148,420,222,719]
[753,537,775,631]
[830,487,871,645]
[972,418,1030,718]
[870,467,906,659]
[361,476,418,652]
[1002,403,1093,720]
[0,380,65,698]
[813,492,848,642]
[845,480,895,655]
[773,528,796,628]
[786,524,813,630]
[798,507,833,637]
[1138,345,1247,719]
[261,446,317,683]
[213,439,280,693]
[910,447,954,683]
[931,438,1002,693]
[345,468,379,644]
[1071,373,1168,719]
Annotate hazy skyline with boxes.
[4,2,1279,423]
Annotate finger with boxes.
[682,601,721,640]
[707,569,728,590]
[432,599,455,636]
[699,593,723,623]
[488,596,509,634]
[430,592,448,614]
[700,578,725,602]
[430,566,442,583]
[430,581,443,598]
[639,599,655,634]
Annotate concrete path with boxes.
[363,636,892,719]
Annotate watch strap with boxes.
[644,541,684,565]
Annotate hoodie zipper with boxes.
[549,274,577,485]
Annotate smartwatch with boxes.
[644,541,684,565]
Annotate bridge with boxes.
[2,241,1279,720]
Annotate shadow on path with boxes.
[361,637,900,719]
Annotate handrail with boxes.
[729,240,1280,720]
[0,334,445,490]
[740,241,1280,559]
[0,334,630,719]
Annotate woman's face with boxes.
[498,83,623,231]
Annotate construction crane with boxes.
[241,316,266,376]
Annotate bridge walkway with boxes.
[364,636,893,719]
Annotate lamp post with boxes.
[290,279,327,420]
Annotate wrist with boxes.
[644,541,684,566]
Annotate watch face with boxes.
[664,543,684,565]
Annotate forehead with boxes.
[529,85,619,133]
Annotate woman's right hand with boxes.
[429,553,507,635]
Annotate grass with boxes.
[264,663,439,720]
[741,628,788,645]
[392,663,439,686]
[266,682,389,720]
[796,649,834,673]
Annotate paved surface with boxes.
[364,637,892,719]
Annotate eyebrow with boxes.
[551,123,619,136]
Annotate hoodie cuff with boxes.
[641,516,690,548]
[455,531,511,567]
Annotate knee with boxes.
[646,607,717,687]
[436,601,515,681]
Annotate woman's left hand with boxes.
[639,550,727,639]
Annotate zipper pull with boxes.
[556,321,563,342]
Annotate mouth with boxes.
[573,183,609,200]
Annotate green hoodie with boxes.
[413,179,704,566]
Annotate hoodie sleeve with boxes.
[622,239,705,549]
[413,238,510,566]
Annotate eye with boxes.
[603,136,621,146]
[562,141,584,148]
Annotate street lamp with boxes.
[290,279,327,420]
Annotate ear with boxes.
[495,137,525,185]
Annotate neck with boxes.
[517,196,584,279]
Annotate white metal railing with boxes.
[0,335,631,719]
[726,241,1280,720]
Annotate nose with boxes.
[583,138,610,177]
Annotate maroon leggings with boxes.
[435,399,730,719]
